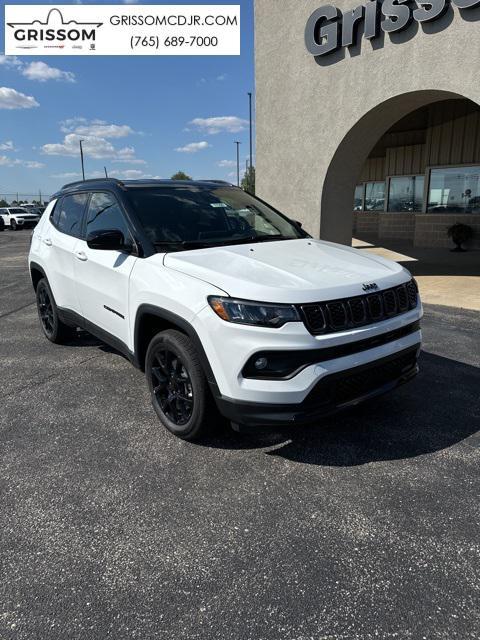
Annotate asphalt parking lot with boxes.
[1,230,479,640]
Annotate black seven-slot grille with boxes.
[299,280,418,335]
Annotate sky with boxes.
[0,0,254,200]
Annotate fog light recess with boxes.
[254,357,268,370]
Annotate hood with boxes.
[163,239,410,304]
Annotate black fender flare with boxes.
[29,261,48,289]
[134,304,221,399]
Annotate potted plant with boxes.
[447,223,474,252]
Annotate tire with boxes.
[10,220,17,231]
[146,329,211,441]
[36,278,75,344]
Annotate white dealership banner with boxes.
[4,5,240,55]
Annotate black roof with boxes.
[54,178,235,198]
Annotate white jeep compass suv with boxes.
[0,206,40,230]
[29,179,422,440]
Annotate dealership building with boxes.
[255,0,480,248]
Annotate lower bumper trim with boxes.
[215,345,420,429]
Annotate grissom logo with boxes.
[362,282,379,292]
[8,8,103,49]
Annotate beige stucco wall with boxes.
[255,0,480,244]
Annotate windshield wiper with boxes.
[251,235,297,242]
[153,235,298,252]
[153,240,219,251]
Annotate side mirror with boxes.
[87,229,125,251]
[292,219,303,228]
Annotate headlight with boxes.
[208,296,300,328]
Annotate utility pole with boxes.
[39,189,42,205]
[234,141,241,187]
[79,139,85,181]
[248,92,253,173]
[104,166,108,178]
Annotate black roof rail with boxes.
[61,177,124,190]
[197,179,235,185]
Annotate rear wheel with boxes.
[146,330,211,441]
[10,219,17,231]
[36,278,75,344]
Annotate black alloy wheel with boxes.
[35,278,75,344]
[145,329,211,440]
[38,284,55,337]
[151,348,194,426]
[10,219,17,230]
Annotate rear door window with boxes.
[55,193,89,238]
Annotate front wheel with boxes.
[146,330,211,441]
[10,219,17,230]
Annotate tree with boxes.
[241,165,255,194]
[171,171,192,181]
[0,199,8,208]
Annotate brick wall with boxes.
[353,212,480,248]
[353,212,379,238]
[414,215,480,249]
[378,213,415,241]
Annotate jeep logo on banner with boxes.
[305,0,480,57]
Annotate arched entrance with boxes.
[320,90,480,246]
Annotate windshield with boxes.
[126,185,305,250]
[10,208,27,214]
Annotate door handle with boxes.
[75,251,88,262]
[43,238,52,246]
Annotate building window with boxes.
[428,166,480,213]
[364,182,386,211]
[388,176,425,212]
[354,184,364,211]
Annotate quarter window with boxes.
[56,193,89,238]
[86,192,133,245]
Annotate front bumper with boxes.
[193,301,423,405]
[16,220,38,229]
[216,344,420,428]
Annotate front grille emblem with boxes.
[362,282,379,292]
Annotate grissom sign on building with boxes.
[305,0,480,57]
[5,5,240,56]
